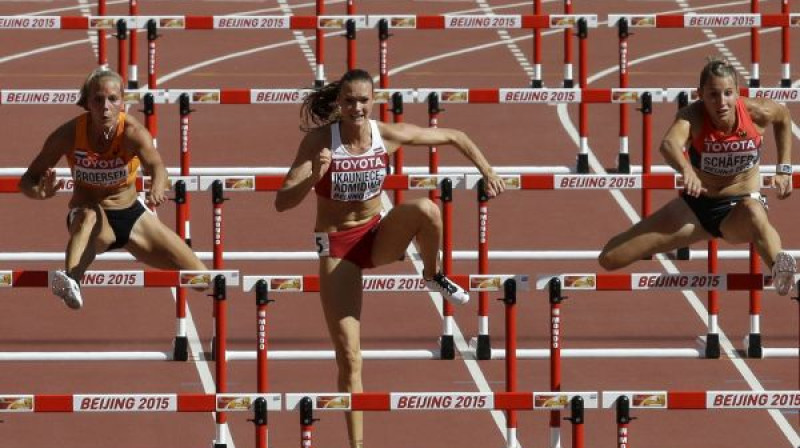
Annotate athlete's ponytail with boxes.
[301,69,373,131]
[699,57,738,89]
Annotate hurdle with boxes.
[287,391,596,448]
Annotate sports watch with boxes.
[776,164,793,175]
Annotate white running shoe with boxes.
[772,251,797,296]
[52,271,83,310]
[426,273,469,305]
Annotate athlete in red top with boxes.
[276,69,504,448]
[19,68,206,309]
[599,59,795,295]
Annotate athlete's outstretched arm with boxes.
[377,121,504,197]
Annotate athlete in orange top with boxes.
[19,68,206,309]
[599,58,796,295]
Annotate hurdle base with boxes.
[563,79,575,88]
[616,153,630,174]
[749,78,760,88]
[476,335,492,360]
[781,79,792,88]
[173,336,189,361]
[675,247,691,260]
[127,80,139,90]
[576,154,589,174]
[531,79,543,89]
[440,335,455,360]
[704,334,720,359]
[744,333,763,359]
[213,443,227,448]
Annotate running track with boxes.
[0,1,799,447]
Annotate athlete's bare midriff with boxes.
[693,164,760,198]
[314,195,383,232]
[69,182,138,210]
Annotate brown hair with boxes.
[300,69,373,131]
[699,57,738,89]
[77,67,124,110]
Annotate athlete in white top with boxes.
[275,69,504,448]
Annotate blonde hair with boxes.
[77,67,124,110]
[699,57,738,89]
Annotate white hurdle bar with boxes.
[2,249,798,262]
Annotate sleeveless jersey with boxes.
[66,112,140,189]
[314,120,389,202]
[688,98,762,176]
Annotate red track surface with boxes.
[1,1,799,447]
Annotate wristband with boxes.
[776,164,792,175]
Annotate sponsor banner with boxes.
[123,89,168,104]
[88,16,134,29]
[443,15,522,29]
[407,174,464,190]
[178,270,240,288]
[611,88,664,104]
[213,15,289,29]
[284,393,352,410]
[199,176,255,191]
[250,89,311,104]
[142,175,198,192]
[0,396,33,412]
[416,89,469,103]
[365,15,417,29]
[561,274,597,290]
[363,275,427,291]
[464,174,520,190]
[748,88,800,102]
[602,392,668,409]
[391,393,493,410]
[607,15,656,27]
[533,392,598,409]
[134,16,185,29]
[216,394,281,411]
[0,271,13,287]
[664,88,698,103]
[684,14,760,28]
[708,391,800,409]
[74,394,177,412]
[632,273,725,290]
[554,175,641,190]
[1,90,79,105]
[167,89,221,104]
[469,275,530,292]
[0,16,60,29]
[499,88,581,104]
[268,276,304,292]
[318,15,367,29]
[549,14,598,28]
[80,271,144,287]
[373,88,415,104]
[792,14,800,27]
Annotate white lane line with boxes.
[275,0,317,74]
[378,193,515,445]
[471,0,534,80]
[171,288,237,448]
[674,0,750,79]
[75,0,99,61]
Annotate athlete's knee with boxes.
[69,207,98,232]
[335,346,363,378]
[598,238,629,271]
[415,198,441,224]
[736,199,771,235]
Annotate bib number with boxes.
[314,233,330,257]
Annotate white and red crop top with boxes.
[688,98,762,177]
[314,120,389,202]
